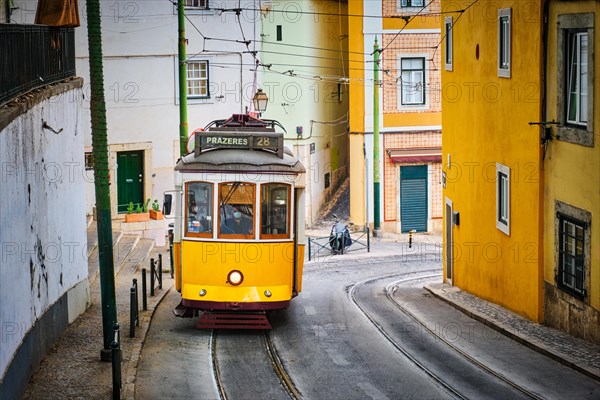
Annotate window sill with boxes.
[557,125,594,147]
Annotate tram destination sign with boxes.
[195,131,284,158]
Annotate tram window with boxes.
[261,184,290,238]
[186,182,213,237]
[219,182,255,238]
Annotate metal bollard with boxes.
[409,229,416,248]
[341,233,345,255]
[142,268,148,311]
[308,238,312,261]
[133,278,139,326]
[367,227,371,252]
[130,286,136,338]
[158,254,163,289]
[111,323,121,400]
[150,258,155,297]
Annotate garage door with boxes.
[400,165,428,233]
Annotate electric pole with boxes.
[86,0,118,361]
[373,37,381,238]
[178,0,188,156]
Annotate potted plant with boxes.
[125,200,150,223]
[149,199,163,220]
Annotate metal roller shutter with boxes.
[400,165,428,233]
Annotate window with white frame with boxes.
[400,0,424,7]
[496,163,510,235]
[566,31,588,127]
[556,13,594,147]
[187,60,209,99]
[444,17,453,71]
[400,57,426,106]
[498,8,511,78]
[185,0,208,9]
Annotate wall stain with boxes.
[30,258,35,290]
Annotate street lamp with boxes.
[252,88,268,114]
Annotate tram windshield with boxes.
[261,184,290,238]
[219,182,255,237]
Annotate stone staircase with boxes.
[86,218,156,284]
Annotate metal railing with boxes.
[307,228,370,261]
[129,279,140,338]
[0,24,76,105]
[150,255,163,296]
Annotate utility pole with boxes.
[86,0,117,361]
[178,0,188,157]
[373,37,381,238]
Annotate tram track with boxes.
[349,270,542,400]
[210,329,302,400]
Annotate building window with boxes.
[558,214,586,298]
[498,8,511,78]
[566,31,588,127]
[187,60,209,99]
[84,152,94,170]
[444,17,453,71]
[556,13,594,147]
[400,57,425,106]
[276,25,282,41]
[496,163,510,235]
[400,0,424,7]
[185,0,208,9]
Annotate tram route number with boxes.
[202,135,276,149]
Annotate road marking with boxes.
[325,348,349,366]
[304,306,316,315]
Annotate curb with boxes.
[424,284,600,382]
[123,282,174,400]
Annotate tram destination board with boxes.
[195,131,284,158]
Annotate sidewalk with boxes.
[426,282,600,381]
[22,238,173,400]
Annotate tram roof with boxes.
[175,147,305,174]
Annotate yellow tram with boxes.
[168,114,306,327]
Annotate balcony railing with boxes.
[0,24,76,106]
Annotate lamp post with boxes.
[252,88,268,116]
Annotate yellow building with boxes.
[543,1,600,343]
[349,0,443,234]
[440,0,544,321]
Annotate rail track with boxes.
[349,270,542,400]
[210,329,302,400]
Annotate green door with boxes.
[117,151,144,213]
[400,165,428,233]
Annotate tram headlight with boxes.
[227,270,244,286]
[199,289,207,296]
[264,290,272,298]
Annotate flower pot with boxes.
[149,210,164,220]
[125,212,149,223]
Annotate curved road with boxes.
[136,257,600,399]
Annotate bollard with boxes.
[409,229,416,248]
[129,287,136,338]
[142,268,148,311]
[341,232,345,255]
[150,258,155,296]
[133,278,139,327]
[308,238,312,261]
[111,323,121,400]
[367,227,371,252]
[158,254,163,289]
